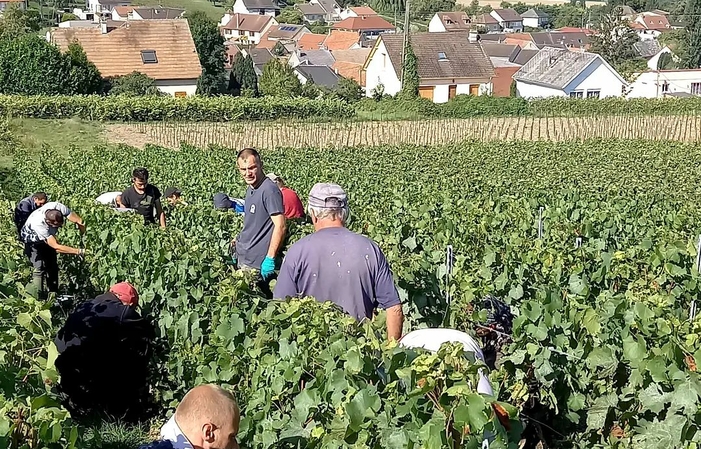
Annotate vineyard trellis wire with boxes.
[120,112,701,149]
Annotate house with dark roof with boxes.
[530,31,590,50]
[490,9,523,32]
[294,65,341,88]
[131,7,184,19]
[219,12,277,44]
[233,0,279,17]
[363,32,494,102]
[521,9,548,28]
[296,3,326,23]
[288,49,335,68]
[633,39,673,69]
[428,11,472,32]
[480,42,537,96]
[309,0,341,22]
[247,48,275,76]
[256,23,310,49]
[513,47,626,99]
[48,19,202,97]
[472,13,500,33]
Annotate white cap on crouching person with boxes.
[308,183,348,209]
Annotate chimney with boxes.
[100,20,107,33]
[468,30,478,43]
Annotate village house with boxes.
[219,12,277,45]
[631,12,672,40]
[296,3,326,23]
[490,9,523,32]
[480,42,538,96]
[627,69,701,98]
[309,0,341,22]
[332,48,370,84]
[288,48,335,68]
[297,32,327,50]
[332,15,395,46]
[513,47,627,98]
[633,39,673,70]
[111,5,133,19]
[322,30,362,50]
[48,19,202,97]
[293,65,341,89]
[0,0,25,12]
[232,0,279,17]
[248,48,275,76]
[87,0,131,15]
[363,32,494,102]
[256,23,310,50]
[428,11,472,33]
[339,5,377,19]
[520,9,549,29]
[129,7,184,19]
[472,13,500,33]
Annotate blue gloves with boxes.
[261,256,276,279]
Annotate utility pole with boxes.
[401,0,410,82]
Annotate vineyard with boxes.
[113,114,701,148]
[2,120,701,449]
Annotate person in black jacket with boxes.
[54,282,155,422]
[13,192,47,238]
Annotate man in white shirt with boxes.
[21,202,86,296]
[154,384,240,449]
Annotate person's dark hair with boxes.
[33,192,48,201]
[45,209,65,226]
[132,167,149,182]
[237,148,260,161]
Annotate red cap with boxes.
[109,282,139,306]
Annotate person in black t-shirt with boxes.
[120,167,166,228]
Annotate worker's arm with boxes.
[266,213,286,258]
[155,199,166,228]
[45,235,82,255]
[386,304,404,341]
[66,212,86,234]
[115,195,124,208]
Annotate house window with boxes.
[586,90,600,98]
[569,91,583,98]
[141,49,158,64]
[692,82,701,95]
[661,82,669,93]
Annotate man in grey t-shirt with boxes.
[273,183,404,341]
[233,148,286,281]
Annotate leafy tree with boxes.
[657,51,678,69]
[65,42,103,95]
[335,77,364,102]
[410,0,455,19]
[0,5,35,40]
[60,12,78,22]
[684,0,701,68]
[188,11,226,96]
[228,52,245,95]
[659,29,690,64]
[277,6,304,24]
[108,72,163,96]
[0,34,72,94]
[589,14,641,68]
[258,58,302,97]
[240,55,259,97]
[398,40,419,100]
[309,21,329,34]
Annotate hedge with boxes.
[0,95,354,121]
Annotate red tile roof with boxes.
[298,32,327,50]
[322,30,359,50]
[332,16,395,31]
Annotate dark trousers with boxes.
[24,241,59,295]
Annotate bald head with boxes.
[175,384,240,449]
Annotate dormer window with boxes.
[438,52,448,60]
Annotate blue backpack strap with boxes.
[139,440,174,449]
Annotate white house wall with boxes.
[627,70,701,98]
[566,59,625,97]
[516,81,565,98]
[155,79,198,97]
[428,15,447,32]
[364,40,401,96]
